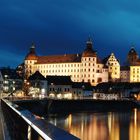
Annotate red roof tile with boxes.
[36,54,81,64]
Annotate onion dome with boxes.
[25,43,38,60]
[82,37,97,57]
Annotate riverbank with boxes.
[13,98,139,115]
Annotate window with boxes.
[97,78,102,83]
[97,70,100,73]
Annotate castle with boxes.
[24,38,115,86]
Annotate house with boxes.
[0,67,23,93]
[28,71,47,97]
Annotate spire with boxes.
[86,35,92,44]
[86,36,93,49]
[30,42,36,54]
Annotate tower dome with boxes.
[127,47,139,65]
[82,37,97,57]
[25,43,38,60]
[128,47,137,56]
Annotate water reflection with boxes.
[48,109,140,140]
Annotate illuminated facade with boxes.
[106,53,120,81]
[24,39,108,86]
[127,48,140,83]
[130,66,140,82]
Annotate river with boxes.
[48,108,140,140]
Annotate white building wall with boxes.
[106,53,120,80]
[130,66,140,82]
[25,56,108,86]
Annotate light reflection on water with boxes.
[48,109,140,140]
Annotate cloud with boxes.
[0,0,140,66]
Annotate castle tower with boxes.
[24,43,38,78]
[127,47,139,65]
[81,37,108,85]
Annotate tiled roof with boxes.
[36,54,81,64]
[28,71,46,80]
[72,82,93,90]
[120,66,130,71]
[46,76,72,85]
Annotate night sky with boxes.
[1,0,140,67]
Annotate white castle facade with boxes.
[24,39,110,86]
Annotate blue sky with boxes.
[0,0,140,67]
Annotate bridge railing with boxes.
[1,99,79,140]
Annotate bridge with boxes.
[0,98,79,140]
